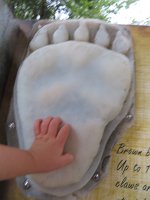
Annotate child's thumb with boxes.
[59,153,74,168]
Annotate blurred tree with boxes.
[132,17,150,25]
[64,0,138,21]
[5,0,62,19]
[5,0,138,21]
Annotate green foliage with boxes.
[5,0,62,19]
[132,18,150,25]
[63,0,138,21]
[5,0,138,21]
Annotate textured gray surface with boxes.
[0,0,13,103]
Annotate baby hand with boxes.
[28,116,74,173]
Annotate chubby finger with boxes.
[58,153,74,168]
[47,117,62,138]
[57,124,71,147]
[41,116,53,135]
[34,119,42,136]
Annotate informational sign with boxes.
[81,26,150,200]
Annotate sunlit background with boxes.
[53,0,150,25]
[110,0,150,24]
[5,0,150,25]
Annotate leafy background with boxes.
[5,0,140,23]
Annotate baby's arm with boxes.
[0,116,74,180]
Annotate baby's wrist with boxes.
[23,149,38,174]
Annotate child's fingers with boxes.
[34,119,42,136]
[57,124,71,148]
[47,117,62,138]
[41,116,53,135]
[58,153,74,168]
